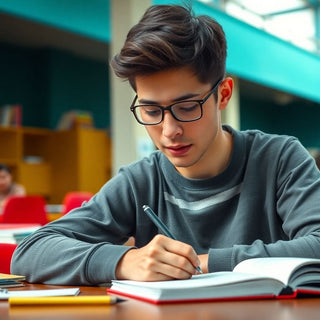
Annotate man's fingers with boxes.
[115,234,201,281]
[155,235,200,271]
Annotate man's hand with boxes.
[115,235,201,281]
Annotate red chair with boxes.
[0,243,18,273]
[1,195,48,225]
[62,191,94,215]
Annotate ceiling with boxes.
[200,0,319,54]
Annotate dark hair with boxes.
[0,164,10,173]
[111,4,227,91]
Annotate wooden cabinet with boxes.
[0,127,111,203]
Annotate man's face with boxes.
[134,67,227,179]
[0,169,12,193]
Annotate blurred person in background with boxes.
[0,164,26,209]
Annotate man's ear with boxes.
[218,77,233,110]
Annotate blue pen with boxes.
[142,205,203,274]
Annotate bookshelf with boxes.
[49,127,111,203]
[21,127,52,197]
[0,127,22,165]
[0,126,111,203]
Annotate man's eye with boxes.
[176,102,198,112]
[142,107,161,117]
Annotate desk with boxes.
[1,283,320,320]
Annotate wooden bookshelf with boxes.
[0,126,111,203]
[49,127,111,203]
[0,127,22,164]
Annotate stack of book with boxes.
[0,273,25,288]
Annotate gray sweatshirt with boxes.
[11,126,320,285]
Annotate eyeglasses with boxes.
[130,78,223,125]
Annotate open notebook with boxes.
[108,257,320,304]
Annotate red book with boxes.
[13,104,22,127]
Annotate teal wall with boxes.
[240,96,320,148]
[0,44,47,127]
[0,44,110,129]
[46,50,110,129]
[0,0,110,42]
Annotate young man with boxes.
[0,164,26,209]
[12,5,320,285]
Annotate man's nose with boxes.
[161,111,183,138]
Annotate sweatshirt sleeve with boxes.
[11,172,137,285]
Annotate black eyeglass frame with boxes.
[130,78,223,125]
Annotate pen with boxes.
[9,296,124,306]
[142,205,203,274]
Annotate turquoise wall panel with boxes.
[47,50,110,129]
[0,0,110,42]
[240,95,320,148]
[0,44,48,127]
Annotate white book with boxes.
[108,257,320,304]
[0,288,80,300]
[0,225,40,244]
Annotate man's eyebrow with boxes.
[138,92,200,105]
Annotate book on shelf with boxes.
[57,110,94,130]
[107,257,320,304]
[0,273,25,288]
[0,104,22,127]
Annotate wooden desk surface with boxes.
[1,283,320,320]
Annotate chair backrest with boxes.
[1,195,48,225]
[0,243,18,273]
[62,191,94,215]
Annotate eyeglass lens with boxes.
[135,101,202,124]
